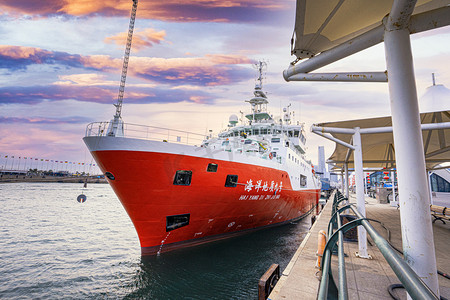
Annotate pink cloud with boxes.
[104,28,166,51]
[0,0,290,22]
[0,45,253,86]
[0,45,52,61]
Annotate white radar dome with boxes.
[229,114,239,125]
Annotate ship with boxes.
[83,62,320,255]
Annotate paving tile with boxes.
[270,192,449,300]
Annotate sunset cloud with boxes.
[0,45,84,70]
[0,0,290,22]
[104,28,167,51]
[0,83,215,105]
[0,45,253,86]
[0,116,91,124]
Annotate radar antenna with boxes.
[254,60,267,89]
[108,0,138,136]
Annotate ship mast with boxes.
[108,0,138,136]
[245,61,270,124]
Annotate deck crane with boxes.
[108,0,138,136]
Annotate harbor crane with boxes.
[108,0,138,136]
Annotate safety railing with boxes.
[318,190,439,300]
[85,121,206,146]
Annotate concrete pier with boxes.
[269,193,450,299]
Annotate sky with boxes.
[0,0,449,173]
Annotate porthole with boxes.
[166,213,190,232]
[225,175,238,187]
[105,172,115,180]
[207,163,218,172]
[173,170,192,186]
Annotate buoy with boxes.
[317,230,327,268]
[77,194,87,203]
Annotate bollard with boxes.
[316,230,327,268]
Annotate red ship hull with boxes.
[90,148,320,255]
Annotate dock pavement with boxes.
[269,192,450,300]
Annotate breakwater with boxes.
[0,174,106,184]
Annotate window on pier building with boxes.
[207,163,218,172]
[431,173,450,192]
[173,170,192,186]
[225,175,238,187]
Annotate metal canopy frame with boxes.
[283,0,450,297]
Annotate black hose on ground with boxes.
[388,283,448,300]
[361,219,449,299]
[387,284,404,300]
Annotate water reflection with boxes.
[125,218,311,299]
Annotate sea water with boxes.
[0,183,311,299]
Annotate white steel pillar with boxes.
[341,171,345,194]
[344,163,349,199]
[384,27,439,296]
[428,172,434,205]
[353,127,368,258]
[390,170,397,207]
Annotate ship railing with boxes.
[319,190,439,300]
[85,122,206,146]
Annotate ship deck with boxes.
[269,192,450,299]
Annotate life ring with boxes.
[269,152,273,159]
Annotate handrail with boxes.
[318,190,439,300]
[85,121,205,146]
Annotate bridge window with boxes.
[300,175,307,187]
[271,138,280,143]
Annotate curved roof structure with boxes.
[314,110,450,171]
[291,0,450,59]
